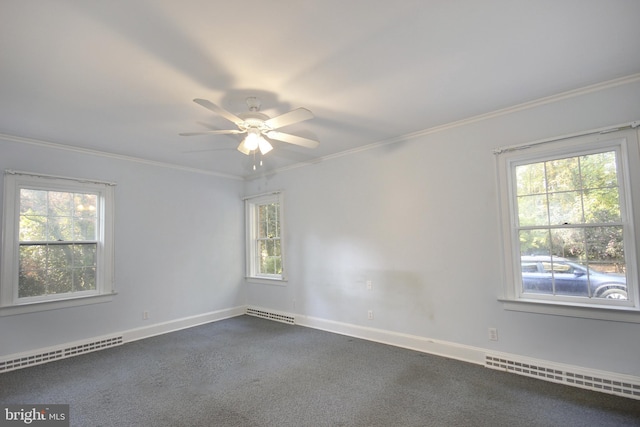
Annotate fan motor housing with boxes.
[238,112,271,132]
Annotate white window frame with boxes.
[244,192,286,283]
[496,127,640,321]
[1,171,116,315]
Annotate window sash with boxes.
[18,241,99,301]
[255,237,282,276]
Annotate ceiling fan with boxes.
[180,97,319,156]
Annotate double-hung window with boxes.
[496,127,640,317]
[245,192,285,281]
[1,171,115,315]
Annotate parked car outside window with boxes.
[520,256,627,300]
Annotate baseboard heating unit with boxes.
[486,354,640,400]
[246,307,295,325]
[0,336,123,373]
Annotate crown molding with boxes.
[247,73,640,181]
[0,133,244,181]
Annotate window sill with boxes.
[0,292,116,316]
[246,276,288,286]
[499,298,640,323]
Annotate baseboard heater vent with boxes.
[0,336,123,374]
[486,354,640,400]
[246,308,295,325]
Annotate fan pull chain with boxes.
[252,151,264,170]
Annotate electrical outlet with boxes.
[143,311,150,320]
[368,310,374,320]
[366,280,372,290]
[488,327,498,341]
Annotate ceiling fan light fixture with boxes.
[258,138,273,155]
[237,141,251,155]
[243,129,261,151]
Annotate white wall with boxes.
[0,139,245,356]
[2,77,638,378]
[244,77,640,376]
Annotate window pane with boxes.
[258,239,282,275]
[260,256,282,275]
[20,189,47,215]
[48,216,73,241]
[516,163,545,195]
[548,259,590,297]
[581,151,618,189]
[18,269,46,298]
[586,226,627,300]
[74,244,97,267]
[74,193,97,218]
[547,191,583,225]
[19,245,46,297]
[549,227,585,259]
[74,218,97,241]
[49,244,72,266]
[19,245,46,274]
[19,215,47,241]
[74,266,96,291]
[519,229,551,257]
[583,188,620,223]
[48,191,73,217]
[272,203,280,237]
[258,203,280,239]
[48,267,73,294]
[258,205,267,238]
[545,157,580,192]
[585,226,625,270]
[517,194,548,226]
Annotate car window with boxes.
[541,262,572,274]
[521,263,538,273]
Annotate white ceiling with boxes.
[2,0,640,178]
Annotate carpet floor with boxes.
[1,315,639,426]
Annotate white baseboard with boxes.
[295,314,486,366]
[123,306,245,343]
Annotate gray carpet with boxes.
[1,315,639,426]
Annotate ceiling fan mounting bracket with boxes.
[245,96,261,112]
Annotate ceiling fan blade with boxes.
[264,107,314,130]
[193,98,244,125]
[266,131,319,149]
[196,120,222,130]
[179,129,244,136]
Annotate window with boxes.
[496,128,640,316]
[245,192,285,281]
[1,171,115,315]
